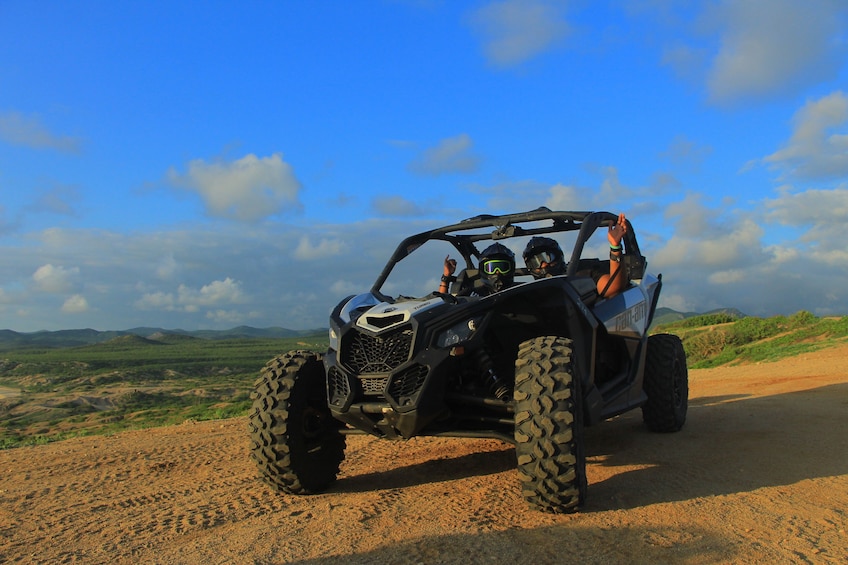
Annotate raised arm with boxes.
[597,213,628,297]
[438,255,457,294]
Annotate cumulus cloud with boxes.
[61,294,89,314]
[294,236,348,260]
[545,183,590,211]
[469,0,570,67]
[763,91,848,179]
[167,153,302,221]
[134,291,176,311]
[135,277,247,314]
[764,185,848,245]
[372,195,425,217]
[0,111,83,153]
[407,134,482,176]
[705,0,846,102]
[32,264,80,293]
[178,278,246,308]
[156,254,179,280]
[654,193,763,267]
[765,185,848,226]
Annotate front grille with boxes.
[388,364,428,402]
[359,375,389,396]
[344,327,413,374]
[327,366,350,406]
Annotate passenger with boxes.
[522,213,630,297]
[598,213,628,297]
[522,236,566,279]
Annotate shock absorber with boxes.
[470,348,511,400]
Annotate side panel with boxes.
[588,274,661,420]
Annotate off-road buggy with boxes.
[249,208,688,512]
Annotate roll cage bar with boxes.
[370,207,643,301]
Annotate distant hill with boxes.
[0,326,328,350]
[651,307,747,328]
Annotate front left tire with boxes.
[249,350,346,494]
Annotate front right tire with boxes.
[514,336,587,513]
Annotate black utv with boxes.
[249,208,688,512]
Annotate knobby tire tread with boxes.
[248,350,346,495]
[642,333,688,433]
[514,336,587,513]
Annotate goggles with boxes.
[526,251,560,270]
[481,259,512,275]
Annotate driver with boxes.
[438,243,516,296]
[478,243,515,294]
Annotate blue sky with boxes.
[1,0,847,332]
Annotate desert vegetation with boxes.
[654,310,848,368]
[2,311,846,450]
[0,333,328,448]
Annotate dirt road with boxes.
[1,346,846,564]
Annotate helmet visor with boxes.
[481,259,512,275]
[525,250,559,270]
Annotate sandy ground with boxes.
[1,346,846,565]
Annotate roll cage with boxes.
[370,207,645,303]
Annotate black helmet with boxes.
[523,236,565,279]
[479,243,515,292]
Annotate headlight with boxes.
[436,316,483,348]
[329,327,339,350]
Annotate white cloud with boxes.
[372,195,425,217]
[294,236,348,260]
[408,134,482,176]
[705,0,846,102]
[545,183,589,210]
[765,185,848,225]
[764,185,848,246]
[205,309,245,323]
[135,278,247,314]
[61,294,89,314]
[0,111,83,153]
[156,254,179,280]
[177,278,246,308]
[135,291,176,311]
[330,280,360,296]
[653,193,764,269]
[167,153,302,221]
[469,0,570,67]
[707,269,747,284]
[763,91,848,179]
[32,264,80,293]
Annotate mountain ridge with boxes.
[0,326,329,350]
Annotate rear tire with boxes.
[514,336,587,512]
[249,351,346,494]
[642,333,688,432]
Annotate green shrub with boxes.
[729,316,782,345]
[788,310,816,328]
[683,329,729,364]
